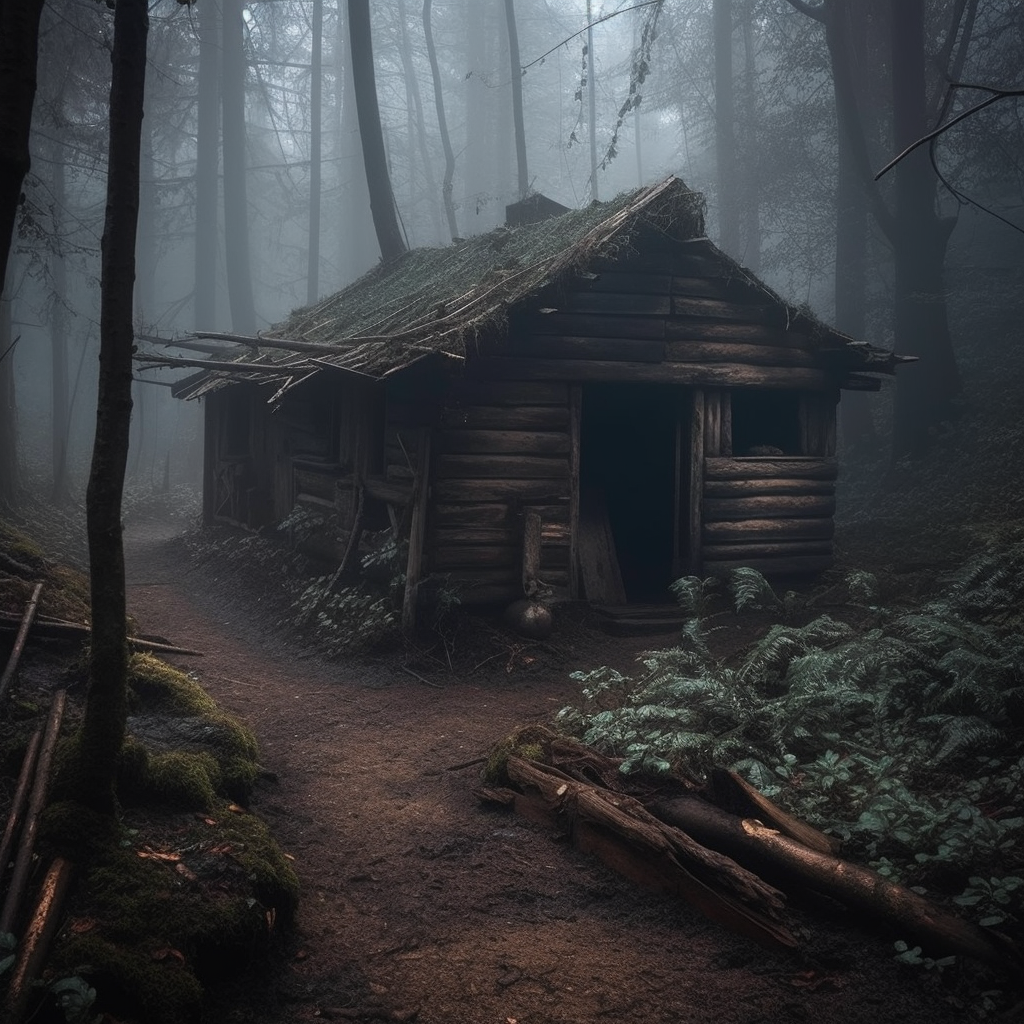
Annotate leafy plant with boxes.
[558,554,1024,899]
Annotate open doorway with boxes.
[579,383,686,602]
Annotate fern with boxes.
[728,567,782,613]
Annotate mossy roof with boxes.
[164,175,904,400]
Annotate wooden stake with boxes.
[522,510,542,598]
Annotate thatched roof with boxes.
[150,175,905,401]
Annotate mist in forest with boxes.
[2,0,1023,509]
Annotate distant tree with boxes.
[194,0,220,329]
[713,0,739,255]
[75,0,149,813]
[307,0,323,305]
[0,0,46,293]
[504,0,529,202]
[348,0,406,262]
[423,0,459,239]
[222,0,257,333]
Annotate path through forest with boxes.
[123,516,973,1024]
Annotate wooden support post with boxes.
[401,428,432,637]
[568,385,581,599]
[688,389,705,575]
[522,510,542,597]
[721,391,733,456]
[704,390,721,456]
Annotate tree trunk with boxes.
[586,0,599,201]
[0,272,16,507]
[739,1,760,272]
[423,0,459,240]
[78,0,148,815]
[347,0,406,263]
[194,0,220,330]
[335,0,378,280]
[713,0,739,256]
[888,0,959,460]
[306,0,323,306]
[504,0,528,202]
[830,4,875,450]
[0,0,46,294]
[49,136,71,504]
[222,0,256,333]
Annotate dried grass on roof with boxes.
[263,177,706,377]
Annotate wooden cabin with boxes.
[162,177,906,619]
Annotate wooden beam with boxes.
[704,456,838,480]
[703,517,835,543]
[688,390,705,575]
[522,510,542,597]
[441,405,570,430]
[569,385,581,600]
[702,554,834,575]
[473,358,837,391]
[704,477,835,497]
[436,454,568,480]
[704,494,837,521]
[437,429,570,456]
[401,428,431,637]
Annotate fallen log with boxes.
[651,793,1021,971]
[0,582,43,705]
[500,755,798,952]
[0,729,43,879]
[0,614,202,657]
[0,690,66,935]
[0,856,75,1024]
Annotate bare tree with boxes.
[348,0,406,262]
[194,0,220,329]
[504,0,528,202]
[75,0,149,813]
[423,0,459,239]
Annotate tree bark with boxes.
[888,0,959,459]
[504,0,528,202]
[586,0,599,201]
[194,0,220,330]
[222,0,256,333]
[306,0,323,305]
[78,0,148,815]
[0,0,46,294]
[713,0,739,256]
[347,0,406,264]
[423,0,459,240]
[0,267,17,507]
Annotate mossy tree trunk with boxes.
[78,0,148,814]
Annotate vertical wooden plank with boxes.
[824,390,838,457]
[688,389,705,575]
[721,390,733,456]
[672,415,683,579]
[401,426,432,637]
[522,510,542,597]
[704,389,721,456]
[202,396,217,525]
[798,395,812,455]
[568,385,582,599]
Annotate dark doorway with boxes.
[580,383,684,601]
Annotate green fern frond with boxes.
[728,567,781,612]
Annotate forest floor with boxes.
[118,512,1003,1024]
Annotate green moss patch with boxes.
[47,802,297,1024]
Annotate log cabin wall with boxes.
[425,379,573,606]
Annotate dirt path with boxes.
[123,519,974,1024]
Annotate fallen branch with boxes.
[653,793,1020,971]
[0,690,66,934]
[0,582,43,705]
[0,729,43,880]
[0,856,76,1024]
[0,613,202,656]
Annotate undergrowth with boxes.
[557,553,1024,930]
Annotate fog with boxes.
[3,0,1023,503]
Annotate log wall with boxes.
[424,380,573,605]
[700,456,837,575]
